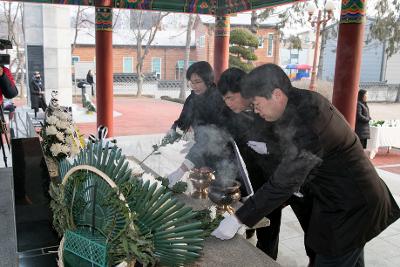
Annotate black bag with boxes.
[0,71,18,99]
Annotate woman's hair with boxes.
[241,63,292,99]
[186,61,215,87]
[217,67,246,96]
[358,89,367,102]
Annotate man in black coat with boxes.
[216,67,314,262]
[211,64,400,267]
[30,71,47,118]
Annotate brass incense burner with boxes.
[208,180,241,215]
[189,167,215,199]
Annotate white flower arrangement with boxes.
[46,115,59,125]
[46,125,58,136]
[41,91,83,161]
[56,131,65,142]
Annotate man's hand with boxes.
[247,141,268,155]
[167,167,186,187]
[211,214,244,240]
[0,66,3,76]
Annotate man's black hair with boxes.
[241,63,292,99]
[217,67,246,96]
[186,61,215,87]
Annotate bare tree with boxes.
[130,10,169,97]
[71,6,94,54]
[1,2,25,98]
[179,14,195,100]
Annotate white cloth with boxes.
[367,126,400,159]
[247,141,268,155]
[211,214,244,240]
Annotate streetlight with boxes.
[307,0,335,91]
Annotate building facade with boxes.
[71,14,280,81]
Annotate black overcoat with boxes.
[355,101,371,139]
[30,78,45,109]
[236,88,400,256]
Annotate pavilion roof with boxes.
[16,0,302,15]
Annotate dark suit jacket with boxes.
[236,88,400,256]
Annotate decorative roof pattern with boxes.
[12,0,301,15]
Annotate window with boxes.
[267,34,274,57]
[198,35,205,48]
[72,56,80,65]
[123,57,133,73]
[258,37,264,48]
[175,60,196,80]
[152,57,162,79]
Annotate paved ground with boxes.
[8,96,400,266]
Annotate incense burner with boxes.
[208,180,241,214]
[189,167,215,199]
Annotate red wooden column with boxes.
[214,15,230,82]
[95,7,114,137]
[332,0,366,128]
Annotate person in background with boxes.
[166,61,227,185]
[30,71,47,118]
[86,69,95,96]
[355,89,371,149]
[211,64,400,267]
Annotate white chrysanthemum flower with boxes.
[50,143,63,157]
[141,173,162,189]
[53,110,63,118]
[56,120,69,130]
[59,112,71,121]
[56,131,65,142]
[60,144,70,154]
[209,205,217,220]
[46,125,58,135]
[46,115,59,125]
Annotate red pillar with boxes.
[95,7,113,137]
[214,15,230,82]
[332,0,366,129]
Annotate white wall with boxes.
[24,3,72,107]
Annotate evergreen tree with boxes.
[229,28,258,72]
[370,0,400,59]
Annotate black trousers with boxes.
[34,97,48,116]
[246,207,282,260]
[315,247,364,267]
[246,195,315,261]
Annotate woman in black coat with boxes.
[355,89,371,148]
[166,61,228,185]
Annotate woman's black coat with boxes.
[355,101,371,139]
